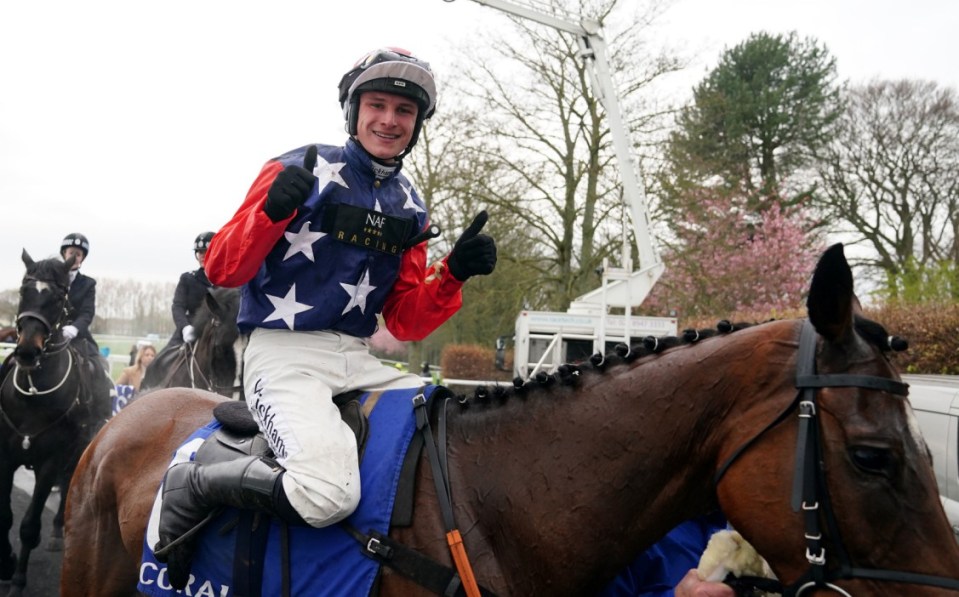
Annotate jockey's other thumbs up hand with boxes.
[447,210,497,282]
[263,145,318,222]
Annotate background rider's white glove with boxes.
[182,325,196,343]
[62,325,78,340]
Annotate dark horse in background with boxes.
[61,245,959,595]
[140,287,243,399]
[0,251,112,597]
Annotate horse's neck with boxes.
[189,336,237,395]
[26,349,72,383]
[444,325,794,593]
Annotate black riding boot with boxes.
[154,455,305,590]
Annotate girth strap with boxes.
[341,525,497,597]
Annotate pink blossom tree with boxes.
[645,189,824,318]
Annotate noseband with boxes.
[15,274,70,353]
[715,320,959,595]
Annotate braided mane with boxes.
[452,316,908,411]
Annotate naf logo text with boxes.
[326,203,413,255]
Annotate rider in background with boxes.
[165,231,216,350]
[153,47,497,588]
[59,232,101,362]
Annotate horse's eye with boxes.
[849,446,893,475]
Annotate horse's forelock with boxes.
[21,258,69,294]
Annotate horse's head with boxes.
[717,244,959,595]
[13,250,72,369]
[191,287,241,395]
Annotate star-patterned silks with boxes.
[401,184,425,213]
[314,155,349,191]
[283,220,326,262]
[263,283,312,329]
[339,269,377,315]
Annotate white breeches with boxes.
[242,328,422,527]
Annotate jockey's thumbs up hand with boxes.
[447,210,497,282]
[264,145,318,222]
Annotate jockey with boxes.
[153,47,497,589]
[59,233,101,361]
[165,231,216,350]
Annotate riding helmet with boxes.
[194,231,215,252]
[60,232,90,258]
[337,47,437,155]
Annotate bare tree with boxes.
[96,278,176,335]
[416,0,684,312]
[815,80,959,295]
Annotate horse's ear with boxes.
[807,243,854,342]
[21,249,34,268]
[205,291,222,319]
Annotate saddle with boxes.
[141,385,496,597]
[196,393,370,466]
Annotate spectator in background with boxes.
[128,344,138,366]
[117,344,157,393]
[166,232,216,350]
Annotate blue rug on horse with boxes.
[137,385,441,597]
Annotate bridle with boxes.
[2,273,80,450]
[714,319,959,596]
[14,274,71,357]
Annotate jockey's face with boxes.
[354,91,418,163]
[62,247,85,271]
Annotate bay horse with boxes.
[140,287,243,399]
[61,244,959,595]
[1,251,112,597]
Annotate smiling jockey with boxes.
[152,47,497,589]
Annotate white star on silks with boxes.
[283,220,326,262]
[314,155,349,191]
[339,270,377,315]
[373,199,383,213]
[263,284,312,329]
[401,184,425,214]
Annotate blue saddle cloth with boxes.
[137,385,440,597]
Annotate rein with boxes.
[715,320,959,596]
[12,348,74,395]
[0,369,81,451]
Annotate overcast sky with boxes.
[1,0,956,291]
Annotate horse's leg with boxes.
[9,463,56,595]
[46,470,69,552]
[0,462,17,583]
[47,452,81,552]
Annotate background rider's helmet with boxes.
[337,47,437,156]
[193,231,215,252]
[60,232,90,258]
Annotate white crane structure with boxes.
[444,0,676,378]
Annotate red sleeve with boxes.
[205,161,294,287]
[382,239,464,342]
